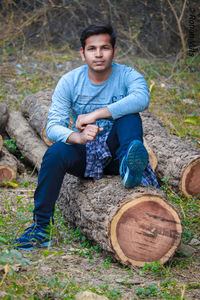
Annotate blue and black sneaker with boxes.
[120,140,149,188]
[13,224,53,251]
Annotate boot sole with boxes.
[123,141,148,188]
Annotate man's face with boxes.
[80,34,117,73]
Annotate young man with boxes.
[14,24,159,250]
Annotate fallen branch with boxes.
[6,111,48,172]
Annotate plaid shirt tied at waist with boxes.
[84,133,159,188]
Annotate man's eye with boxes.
[88,47,95,50]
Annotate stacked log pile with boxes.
[1,89,200,266]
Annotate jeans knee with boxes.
[42,142,69,168]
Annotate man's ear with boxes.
[113,46,117,60]
[80,47,85,61]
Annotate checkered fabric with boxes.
[84,131,112,179]
[84,133,160,188]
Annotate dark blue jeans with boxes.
[33,113,143,225]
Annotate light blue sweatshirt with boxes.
[46,63,150,143]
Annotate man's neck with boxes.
[88,66,112,84]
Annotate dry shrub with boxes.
[0,0,199,57]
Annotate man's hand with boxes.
[76,112,97,131]
[79,124,103,144]
[67,124,103,144]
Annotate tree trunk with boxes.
[0,103,9,132]
[22,89,54,146]
[6,111,48,172]
[58,174,182,267]
[141,111,200,198]
[0,147,17,183]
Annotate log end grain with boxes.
[0,166,16,182]
[110,194,182,267]
[180,158,200,198]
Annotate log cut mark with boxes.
[110,195,182,266]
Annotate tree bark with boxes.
[58,174,182,267]
[0,147,17,183]
[6,111,48,172]
[21,89,54,146]
[0,103,9,133]
[141,111,200,198]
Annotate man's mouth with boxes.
[94,61,104,64]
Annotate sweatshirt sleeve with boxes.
[46,75,74,143]
[107,67,150,119]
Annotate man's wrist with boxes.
[93,107,111,121]
[66,132,81,144]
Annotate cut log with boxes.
[6,111,48,172]
[0,103,9,132]
[21,89,54,146]
[58,175,183,267]
[0,147,17,183]
[141,111,200,198]
[0,135,3,152]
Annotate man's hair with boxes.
[80,24,116,49]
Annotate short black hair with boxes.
[80,24,116,49]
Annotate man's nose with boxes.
[95,48,103,57]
